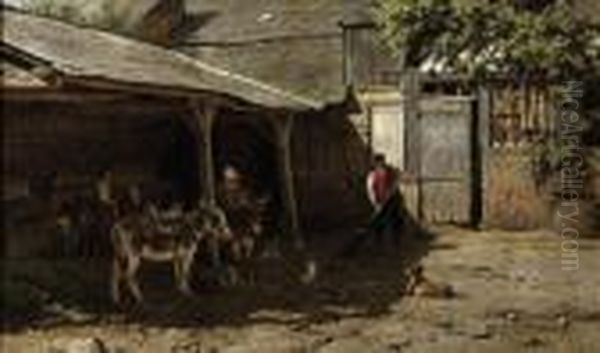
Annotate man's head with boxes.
[373,153,386,168]
[223,165,243,192]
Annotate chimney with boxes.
[139,0,185,46]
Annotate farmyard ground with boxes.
[2,227,599,353]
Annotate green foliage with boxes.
[374,0,600,80]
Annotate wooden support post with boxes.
[273,114,302,248]
[476,86,491,229]
[191,100,217,205]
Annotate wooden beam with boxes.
[62,76,298,113]
[1,88,134,102]
[273,114,302,247]
[191,100,218,205]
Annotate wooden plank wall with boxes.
[3,99,178,202]
[292,110,372,230]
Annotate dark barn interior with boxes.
[156,117,201,207]
[2,95,178,256]
[213,109,282,207]
[2,93,295,258]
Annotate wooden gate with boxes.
[364,74,486,226]
[413,95,480,225]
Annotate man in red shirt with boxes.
[367,154,403,241]
[366,154,397,212]
[343,154,403,256]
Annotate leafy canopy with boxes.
[373,0,600,80]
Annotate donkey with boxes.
[110,202,231,305]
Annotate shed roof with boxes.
[1,9,322,110]
[1,61,49,87]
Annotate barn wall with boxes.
[210,107,374,231]
[2,98,185,258]
[292,109,372,230]
[3,100,177,201]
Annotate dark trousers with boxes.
[342,192,403,256]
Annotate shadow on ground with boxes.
[1,212,435,332]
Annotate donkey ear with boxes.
[148,204,159,218]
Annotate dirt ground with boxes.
[2,226,599,353]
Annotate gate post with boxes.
[402,69,423,220]
[476,85,492,229]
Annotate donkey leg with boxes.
[243,238,256,285]
[226,264,240,286]
[177,250,195,296]
[111,257,124,305]
[173,255,182,290]
[173,255,191,296]
[125,256,143,303]
[226,242,243,286]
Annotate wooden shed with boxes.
[2,10,353,257]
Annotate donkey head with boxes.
[189,201,233,242]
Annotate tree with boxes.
[373,0,600,80]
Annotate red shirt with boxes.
[370,167,395,204]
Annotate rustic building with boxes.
[170,0,376,229]
[5,0,595,235]
[2,9,370,258]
